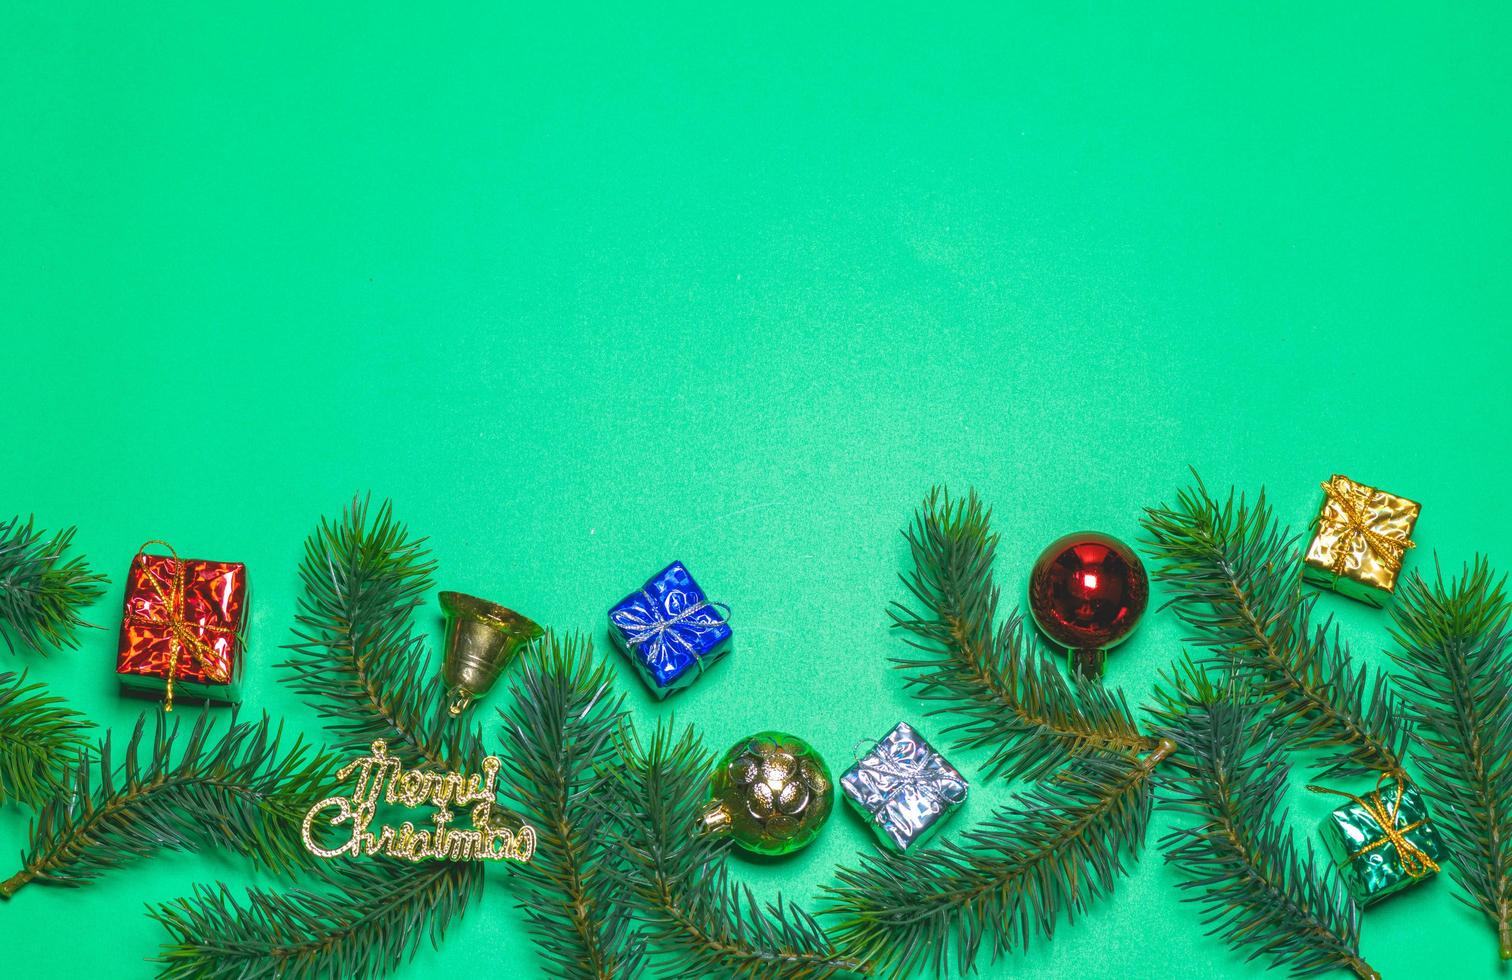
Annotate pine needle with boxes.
[497,631,647,979]
[0,516,107,655]
[1,710,338,898]
[892,489,1155,782]
[0,670,93,807]
[825,744,1172,978]
[283,495,479,770]
[150,860,482,980]
[1150,675,1378,979]
[1387,559,1512,959]
[152,498,505,976]
[1140,475,1409,780]
[608,722,869,979]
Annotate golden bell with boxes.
[438,591,543,715]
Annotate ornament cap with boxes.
[1070,648,1105,679]
[698,800,733,837]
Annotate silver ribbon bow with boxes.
[852,733,967,809]
[610,587,730,675]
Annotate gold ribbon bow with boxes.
[1307,775,1440,879]
[1319,476,1416,577]
[131,540,232,712]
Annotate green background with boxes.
[2,3,1509,977]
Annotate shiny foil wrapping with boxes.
[1303,474,1420,607]
[841,722,968,852]
[1318,783,1445,905]
[607,560,731,698]
[116,550,247,703]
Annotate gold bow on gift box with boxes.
[1308,776,1441,880]
[130,540,234,711]
[1303,475,1420,605]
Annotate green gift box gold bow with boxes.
[1309,777,1446,905]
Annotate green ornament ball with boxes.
[699,730,833,856]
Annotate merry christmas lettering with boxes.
[301,739,536,863]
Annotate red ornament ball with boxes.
[1028,532,1149,677]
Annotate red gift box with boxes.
[116,541,247,708]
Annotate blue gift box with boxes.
[607,561,732,698]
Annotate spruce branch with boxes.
[609,722,869,979]
[150,860,482,980]
[1140,476,1409,780]
[153,498,497,979]
[892,489,1155,782]
[1150,681,1378,979]
[497,631,646,980]
[825,742,1173,979]
[0,710,338,898]
[284,496,479,770]
[1387,559,1512,959]
[0,516,108,655]
[0,670,93,807]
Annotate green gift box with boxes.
[1311,780,1446,906]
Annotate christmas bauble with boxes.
[698,731,833,856]
[1028,531,1148,679]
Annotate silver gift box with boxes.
[841,721,968,851]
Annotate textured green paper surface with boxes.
[2,3,1510,978]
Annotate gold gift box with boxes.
[1302,475,1419,607]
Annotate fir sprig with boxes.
[0,516,108,655]
[497,631,646,979]
[1150,680,1378,979]
[609,723,869,979]
[154,498,495,979]
[892,489,1155,782]
[1387,560,1512,959]
[0,670,93,807]
[151,860,482,980]
[825,743,1172,979]
[0,710,337,897]
[284,496,478,769]
[1140,477,1409,780]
